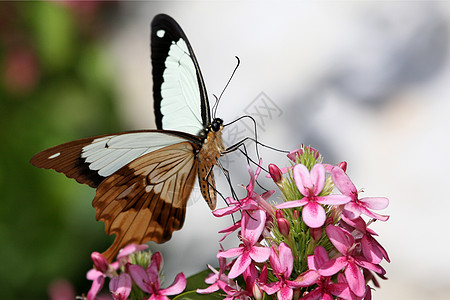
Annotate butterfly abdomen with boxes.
[198,128,225,210]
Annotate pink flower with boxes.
[109,273,132,300]
[128,262,186,300]
[213,163,274,217]
[217,210,271,278]
[263,243,318,300]
[332,167,389,221]
[276,164,351,228]
[197,246,232,294]
[86,252,118,300]
[341,215,390,265]
[319,226,385,297]
[243,263,267,299]
[303,246,351,300]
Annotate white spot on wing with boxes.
[156,29,165,38]
[49,153,60,159]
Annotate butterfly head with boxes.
[199,118,223,140]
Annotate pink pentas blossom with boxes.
[127,263,186,300]
[263,243,318,300]
[217,209,271,279]
[86,252,119,300]
[276,164,351,228]
[213,163,275,217]
[319,225,385,297]
[331,166,389,221]
[243,263,267,299]
[109,273,132,300]
[303,246,351,300]
[197,246,234,294]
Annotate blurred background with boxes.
[1,1,450,299]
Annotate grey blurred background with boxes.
[2,1,449,299]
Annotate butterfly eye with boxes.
[211,118,223,132]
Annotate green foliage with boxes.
[0,2,121,299]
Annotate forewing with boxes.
[93,142,199,261]
[30,130,197,188]
[151,14,210,135]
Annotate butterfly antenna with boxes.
[211,94,220,119]
[213,56,241,118]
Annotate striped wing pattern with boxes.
[93,142,199,261]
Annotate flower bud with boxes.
[338,161,347,172]
[310,227,322,241]
[268,163,283,183]
[275,209,284,219]
[277,217,291,238]
[252,283,264,300]
[293,209,300,220]
[91,252,109,273]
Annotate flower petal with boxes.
[331,166,357,196]
[127,264,152,294]
[86,275,104,300]
[159,273,186,296]
[310,164,325,195]
[217,247,244,259]
[316,194,351,205]
[278,243,294,277]
[227,251,252,279]
[262,281,282,295]
[302,202,326,228]
[318,256,348,277]
[278,285,293,300]
[293,164,313,195]
[117,244,148,260]
[212,205,240,217]
[359,197,389,210]
[242,209,266,245]
[344,261,365,297]
[276,199,308,209]
[249,246,271,263]
[309,246,330,270]
[109,273,132,300]
[326,225,354,255]
[290,270,319,287]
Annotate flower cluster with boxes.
[198,146,390,299]
[83,244,186,300]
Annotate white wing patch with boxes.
[48,153,61,159]
[156,29,165,38]
[81,132,188,177]
[160,38,204,136]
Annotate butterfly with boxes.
[31,14,227,262]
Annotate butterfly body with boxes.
[197,118,225,209]
[31,14,230,261]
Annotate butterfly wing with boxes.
[30,130,200,188]
[94,141,199,261]
[151,14,211,135]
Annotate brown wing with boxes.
[93,141,199,261]
[30,136,107,188]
